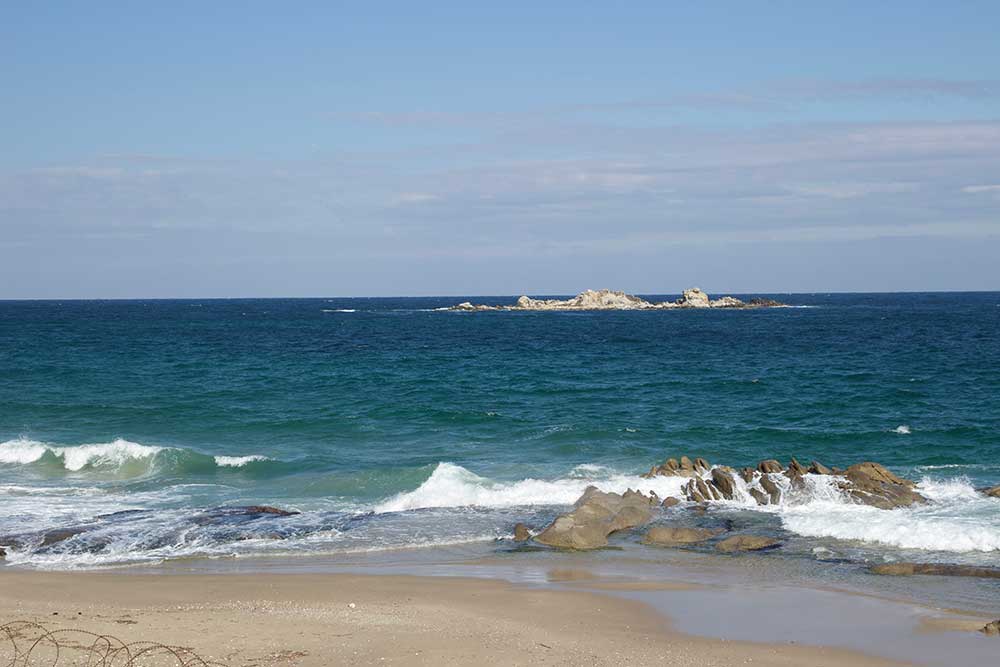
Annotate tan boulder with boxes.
[981,620,1000,636]
[711,467,737,500]
[513,523,532,542]
[983,485,1000,498]
[758,459,783,473]
[716,535,781,552]
[843,462,925,509]
[809,461,833,475]
[534,487,655,550]
[642,525,721,546]
[661,496,681,508]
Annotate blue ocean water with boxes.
[1,292,999,569]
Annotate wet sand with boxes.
[0,570,908,666]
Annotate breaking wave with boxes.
[0,438,272,476]
[374,462,693,513]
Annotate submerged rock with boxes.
[450,287,785,312]
[534,487,656,550]
[715,535,781,552]
[242,505,301,516]
[642,525,721,546]
[870,563,1000,579]
[40,527,92,548]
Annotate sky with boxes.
[2,1,1000,298]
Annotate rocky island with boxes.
[450,287,784,311]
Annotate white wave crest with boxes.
[374,462,692,513]
[0,438,161,471]
[776,477,1000,553]
[893,424,911,434]
[214,455,271,467]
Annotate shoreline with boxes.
[0,569,909,667]
[3,547,999,666]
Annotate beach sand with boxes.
[0,570,909,666]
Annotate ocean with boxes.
[1,292,999,575]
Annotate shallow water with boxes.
[1,293,999,577]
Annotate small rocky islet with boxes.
[450,287,785,311]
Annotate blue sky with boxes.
[2,2,999,297]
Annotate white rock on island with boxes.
[450,288,783,311]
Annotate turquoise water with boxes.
[1,293,999,569]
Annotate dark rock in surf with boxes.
[982,485,1000,498]
[711,467,737,500]
[759,476,782,504]
[40,527,92,548]
[661,496,681,508]
[244,505,300,516]
[748,488,769,505]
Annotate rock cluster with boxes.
[523,455,938,554]
[533,487,658,549]
[643,455,926,510]
[450,288,785,311]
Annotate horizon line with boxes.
[2,288,1000,302]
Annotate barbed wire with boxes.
[1,621,227,667]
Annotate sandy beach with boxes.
[0,570,913,666]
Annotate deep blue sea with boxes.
[1,292,999,570]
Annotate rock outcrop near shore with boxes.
[642,456,926,510]
[451,288,784,311]
[527,455,930,551]
[533,487,658,549]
